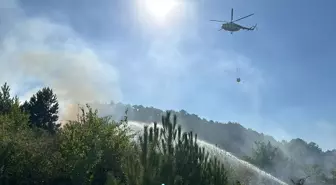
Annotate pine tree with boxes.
[22,87,60,133]
[0,82,17,115]
[138,111,229,185]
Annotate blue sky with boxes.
[1,0,336,150]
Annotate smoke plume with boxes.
[0,0,122,122]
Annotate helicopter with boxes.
[210,8,257,34]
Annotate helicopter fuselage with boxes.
[221,22,241,32]
[211,8,255,34]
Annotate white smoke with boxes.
[0,0,122,121]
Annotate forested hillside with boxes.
[0,83,285,185]
[93,102,336,184]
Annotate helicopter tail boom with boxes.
[239,24,257,31]
[245,24,257,31]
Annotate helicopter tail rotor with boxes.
[250,24,257,30]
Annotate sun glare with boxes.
[144,0,178,21]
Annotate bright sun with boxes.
[144,0,178,21]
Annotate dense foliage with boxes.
[0,83,243,185]
[1,82,335,185]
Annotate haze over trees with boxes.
[97,102,336,184]
[0,82,335,185]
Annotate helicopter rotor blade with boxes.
[210,20,228,23]
[231,8,233,22]
[232,13,254,23]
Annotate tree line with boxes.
[245,141,336,184]
[108,102,336,184]
[0,82,284,185]
[1,82,334,184]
